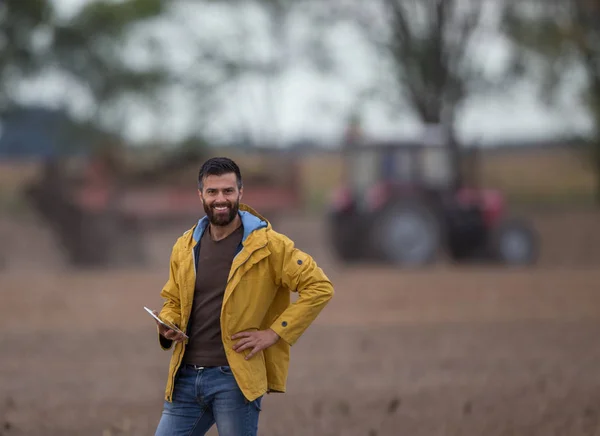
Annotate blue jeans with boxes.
[155,365,262,436]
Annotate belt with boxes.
[183,364,226,371]
[183,364,207,371]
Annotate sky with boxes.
[33,0,594,147]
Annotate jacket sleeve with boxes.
[269,236,334,346]
[157,242,182,350]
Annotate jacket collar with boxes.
[192,203,270,246]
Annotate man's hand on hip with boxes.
[232,329,280,360]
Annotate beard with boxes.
[203,197,240,226]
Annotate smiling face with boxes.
[198,172,243,226]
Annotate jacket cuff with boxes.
[158,326,174,350]
[270,318,296,346]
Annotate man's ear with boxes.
[197,189,204,203]
[238,186,243,202]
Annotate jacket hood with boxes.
[192,203,270,244]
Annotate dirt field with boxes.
[1,211,600,436]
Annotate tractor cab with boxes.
[340,141,454,213]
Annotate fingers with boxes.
[231,331,252,340]
[245,345,261,360]
[233,337,255,349]
[236,340,262,358]
[163,328,183,341]
[233,339,255,353]
[231,330,274,360]
[165,332,185,343]
[232,333,264,359]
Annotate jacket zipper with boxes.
[169,243,196,399]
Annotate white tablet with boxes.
[144,306,189,339]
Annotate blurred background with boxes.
[1,0,600,435]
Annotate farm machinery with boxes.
[24,148,301,268]
[328,140,539,267]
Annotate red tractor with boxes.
[328,140,539,267]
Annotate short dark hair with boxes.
[198,157,243,190]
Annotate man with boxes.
[153,157,334,436]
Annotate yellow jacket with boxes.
[157,204,334,402]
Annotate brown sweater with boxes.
[182,224,243,366]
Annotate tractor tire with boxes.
[372,200,442,267]
[329,213,364,262]
[490,217,539,266]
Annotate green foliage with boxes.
[347,0,502,187]
[503,0,600,203]
[0,0,167,133]
[0,0,54,106]
[74,0,163,36]
[341,0,502,125]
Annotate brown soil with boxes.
[1,210,600,435]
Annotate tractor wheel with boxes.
[490,217,539,266]
[329,212,364,262]
[373,201,442,267]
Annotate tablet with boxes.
[144,306,189,339]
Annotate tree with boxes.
[503,0,600,204]
[0,0,54,110]
[0,0,168,141]
[172,0,336,146]
[1,0,341,146]
[333,0,503,188]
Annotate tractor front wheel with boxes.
[490,218,539,266]
[372,201,442,267]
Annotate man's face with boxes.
[198,173,242,226]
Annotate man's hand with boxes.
[232,329,280,360]
[152,310,186,343]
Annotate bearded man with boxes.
[152,157,334,436]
